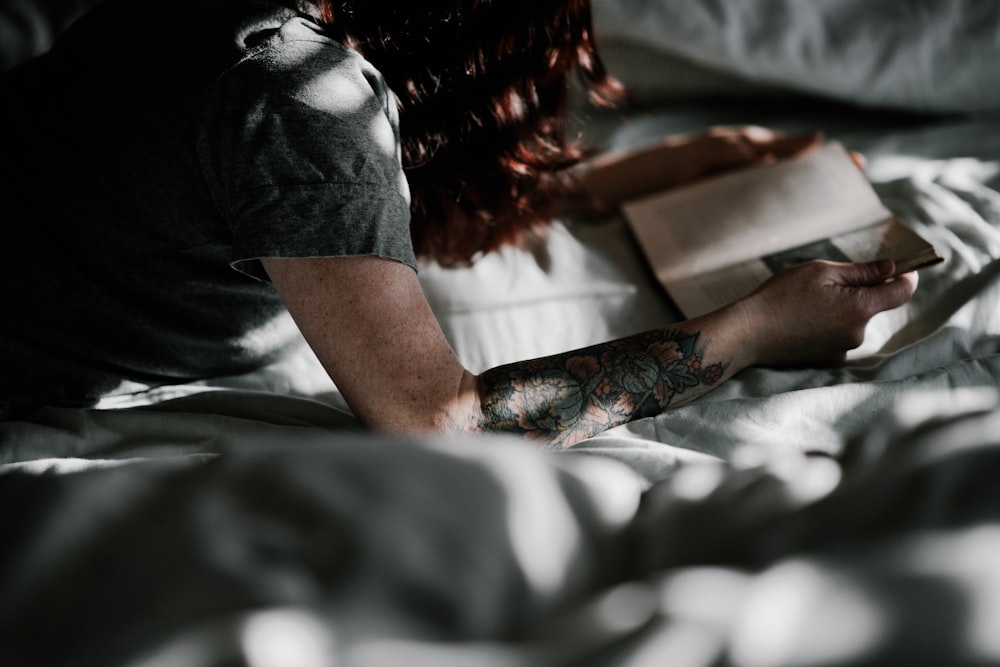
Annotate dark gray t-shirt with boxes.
[0,0,415,417]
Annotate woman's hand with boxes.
[262,253,914,450]
[564,126,823,217]
[737,259,918,367]
[666,126,823,183]
[679,126,867,174]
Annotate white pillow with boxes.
[592,0,1000,113]
[596,38,794,102]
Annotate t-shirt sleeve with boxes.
[198,29,416,280]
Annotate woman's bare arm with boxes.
[263,255,916,449]
[556,127,822,217]
[471,307,747,447]
[474,259,918,447]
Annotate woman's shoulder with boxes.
[235,13,388,97]
[215,14,397,130]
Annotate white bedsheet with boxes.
[5,2,1000,664]
[592,0,1000,113]
[4,103,998,666]
[422,112,1000,483]
[5,388,1000,666]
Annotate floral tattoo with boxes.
[476,329,725,448]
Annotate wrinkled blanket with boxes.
[4,1,1000,664]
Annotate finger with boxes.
[835,259,896,287]
[873,271,918,311]
[708,125,778,140]
[854,271,918,319]
[850,150,868,170]
[901,269,919,291]
[735,125,783,142]
[744,130,822,159]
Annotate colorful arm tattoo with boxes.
[475,328,726,448]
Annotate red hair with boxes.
[313,0,623,264]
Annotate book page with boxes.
[667,260,773,319]
[809,218,940,274]
[667,218,942,318]
[622,142,891,287]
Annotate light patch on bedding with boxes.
[892,527,1000,662]
[241,609,337,667]
[730,560,888,667]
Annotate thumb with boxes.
[839,259,918,315]
[836,259,896,287]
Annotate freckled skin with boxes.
[476,329,724,449]
[263,130,918,446]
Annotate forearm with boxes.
[469,304,753,448]
[554,140,699,218]
[553,128,821,219]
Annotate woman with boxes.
[0,0,916,446]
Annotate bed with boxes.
[4,1,1000,664]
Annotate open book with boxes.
[622,141,942,318]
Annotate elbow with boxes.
[358,370,484,438]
